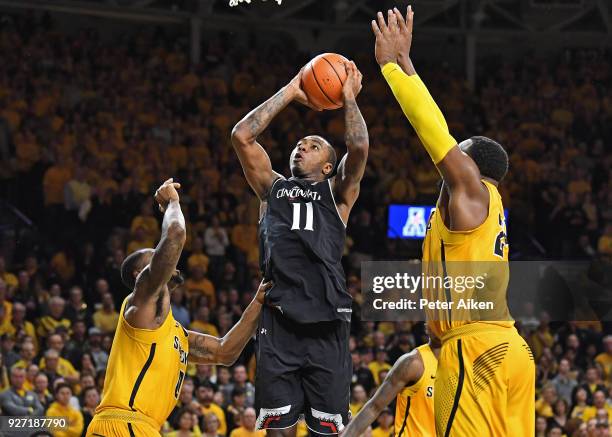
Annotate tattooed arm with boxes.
[231,69,316,200]
[187,281,272,366]
[342,350,424,437]
[126,179,186,330]
[334,61,369,224]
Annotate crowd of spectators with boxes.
[0,11,610,437]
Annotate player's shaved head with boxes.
[308,135,337,170]
[120,249,154,290]
[459,136,508,183]
[291,135,337,179]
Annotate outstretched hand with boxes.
[342,61,363,101]
[371,6,414,67]
[154,178,181,213]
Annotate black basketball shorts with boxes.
[254,305,351,434]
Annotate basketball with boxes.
[301,53,349,110]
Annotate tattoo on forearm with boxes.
[190,335,217,360]
[344,99,368,147]
[145,201,185,293]
[243,88,291,138]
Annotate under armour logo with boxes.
[260,328,267,335]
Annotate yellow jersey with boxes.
[422,180,513,340]
[394,344,437,437]
[95,298,189,430]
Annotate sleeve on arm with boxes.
[381,63,456,164]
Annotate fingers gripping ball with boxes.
[301,53,349,110]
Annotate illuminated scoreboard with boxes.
[387,204,508,240]
[387,205,435,239]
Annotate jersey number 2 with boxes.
[494,214,507,258]
[291,202,314,231]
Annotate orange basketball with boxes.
[301,53,349,110]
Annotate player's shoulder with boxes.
[264,174,287,196]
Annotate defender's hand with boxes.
[393,6,415,63]
[255,280,273,304]
[342,61,363,101]
[371,7,414,66]
[155,178,181,213]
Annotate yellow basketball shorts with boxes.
[434,323,535,437]
[86,411,161,437]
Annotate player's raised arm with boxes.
[231,70,317,200]
[123,179,186,329]
[144,180,186,290]
[372,7,488,230]
[334,61,369,224]
[187,280,272,366]
[342,350,424,437]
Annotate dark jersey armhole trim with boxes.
[259,176,285,224]
[264,176,285,200]
[327,179,347,228]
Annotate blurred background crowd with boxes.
[0,9,610,437]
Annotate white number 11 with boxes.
[291,202,314,231]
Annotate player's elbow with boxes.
[231,123,254,148]
[220,354,238,367]
[214,337,238,366]
[216,348,238,367]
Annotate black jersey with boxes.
[259,177,352,323]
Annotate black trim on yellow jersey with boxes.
[129,343,156,410]
[444,339,464,437]
[473,342,509,396]
[440,240,452,323]
[397,396,411,437]
[127,422,135,437]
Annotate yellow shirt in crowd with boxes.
[39,357,79,380]
[229,427,266,437]
[189,321,219,337]
[201,403,226,436]
[43,166,72,205]
[595,352,611,381]
[368,361,392,386]
[349,402,364,419]
[186,278,216,308]
[37,316,71,338]
[92,309,120,333]
[188,253,210,272]
[46,401,84,437]
[131,216,160,241]
[371,426,393,437]
[583,405,612,423]
[535,399,554,418]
